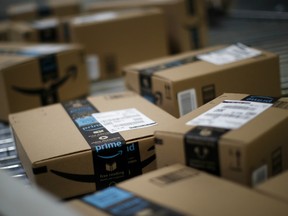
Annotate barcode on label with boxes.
[252,164,268,186]
[177,89,197,116]
[150,168,198,186]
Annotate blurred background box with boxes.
[0,42,89,121]
[6,0,82,22]
[84,0,208,54]
[65,8,169,81]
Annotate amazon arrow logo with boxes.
[97,150,123,159]
[12,66,77,105]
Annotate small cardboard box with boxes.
[9,91,176,199]
[67,164,288,216]
[7,0,81,21]
[0,21,11,41]
[0,43,89,121]
[9,18,64,43]
[154,93,288,186]
[65,8,169,81]
[124,43,281,117]
[84,0,206,54]
[256,170,288,203]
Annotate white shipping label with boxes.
[186,100,272,129]
[86,55,100,81]
[177,88,198,116]
[21,44,70,55]
[252,164,268,186]
[197,43,262,65]
[73,12,118,25]
[92,108,157,133]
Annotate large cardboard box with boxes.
[0,43,89,121]
[256,170,288,203]
[124,43,281,117]
[9,18,64,43]
[9,91,176,199]
[7,0,81,21]
[64,8,169,81]
[84,0,207,53]
[67,164,288,216]
[154,93,288,186]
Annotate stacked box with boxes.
[0,43,89,121]
[0,21,11,41]
[124,43,281,117]
[67,164,288,216]
[9,18,63,43]
[64,8,169,81]
[154,93,288,186]
[7,0,81,21]
[84,0,207,53]
[9,91,176,199]
[256,170,288,203]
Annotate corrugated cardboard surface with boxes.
[256,170,288,204]
[0,43,89,121]
[124,45,281,117]
[68,164,288,216]
[154,93,288,186]
[85,0,209,52]
[67,8,169,80]
[9,91,176,199]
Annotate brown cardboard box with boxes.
[9,18,64,43]
[0,21,11,41]
[64,8,169,81]
[9,91,176,199]
[7,0,81,21]
[67,164,288,216]
[154,93,288,186]
[256,170,288,203]
[84,0,207,53]
[0,43,89,121]
[124,43,281,117]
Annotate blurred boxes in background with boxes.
[124,43,281,117]
[8,18,64,43]
[67,164,288,216]
[9,91,176,199]
[256,170,288,204]
[154,93,288,186]
[0,42,89,121]
[64,8,169,81]
[0,21,11,41]
[7,0,82,22]
[84,0,208,54]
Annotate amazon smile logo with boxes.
[12,65,77,105]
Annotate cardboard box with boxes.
[67,164,288,216]
[154,93,288,186]
[7,0,81,21]
[256,170,288,203]
[64,8,169,81]
[9,91,176,199]
[9,18,64,43]
[0,43,89,121]
[124,43,281,117]
[84,0,207,53]
[0,21,11,41]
